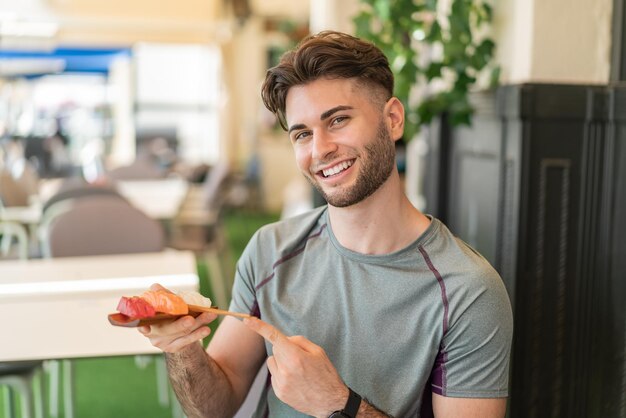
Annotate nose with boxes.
[311,130,338,161]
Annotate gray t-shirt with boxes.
[230,206,513,418]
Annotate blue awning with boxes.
[0,47,132,77]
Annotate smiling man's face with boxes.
[285,77,397,208]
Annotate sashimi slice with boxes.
[176,290,212,308]
[141,290,188,315]
[117,296,156,318]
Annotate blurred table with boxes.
[0,250,198,361]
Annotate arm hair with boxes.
[166,342,241,418]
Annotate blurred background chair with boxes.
[38,181,129,258]
[0,361,45,418]
[41,177,121,213]
[42,194,164,257]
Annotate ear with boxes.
[384,97,405,141]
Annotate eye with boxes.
[331,116,349,126]
[293,130,311,142]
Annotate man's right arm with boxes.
[142,313,267,418]
[166,341,237,418]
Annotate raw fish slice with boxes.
[141,290,188,315]
[117,296,156,318]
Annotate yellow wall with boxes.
[3,0,224,46]
[494,0,613,84]
[47,0,219,21]
[531,0,612,84]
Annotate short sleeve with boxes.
[430,271,513,398]
[228,230,261,317]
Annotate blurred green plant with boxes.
[354,0,499,141]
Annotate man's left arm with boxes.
[432,394,507,418]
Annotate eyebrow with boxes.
[288,123,306,135]
[320,105,353,121]
[288,105,354,135]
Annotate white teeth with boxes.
[322,160,353,177]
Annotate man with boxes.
[140,31,513,418]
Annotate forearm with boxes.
[165,341,240,418]
[352,397,394,418]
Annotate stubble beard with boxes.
[307,120,396,208]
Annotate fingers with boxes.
[137,325,151,335]
[151,312,216,336]
[244,317,289,347]
[244,317,321,357]
[138,312,217,353]
[153,324,212,353]
[287,335,324,355]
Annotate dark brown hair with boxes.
[261,30,394,131]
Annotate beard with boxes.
[307,119,396,208]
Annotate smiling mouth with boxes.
[319,160,354,178]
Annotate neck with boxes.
[326,172,430,255]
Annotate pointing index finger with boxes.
[244,317,288,347]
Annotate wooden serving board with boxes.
[108,305,251,328]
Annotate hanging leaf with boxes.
[455,71,476,90]
[483,3,494,21]
[425,62,444,80]
[476,39,496,59]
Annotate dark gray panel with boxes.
[421,84,625,418]
[449,153,499,263]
